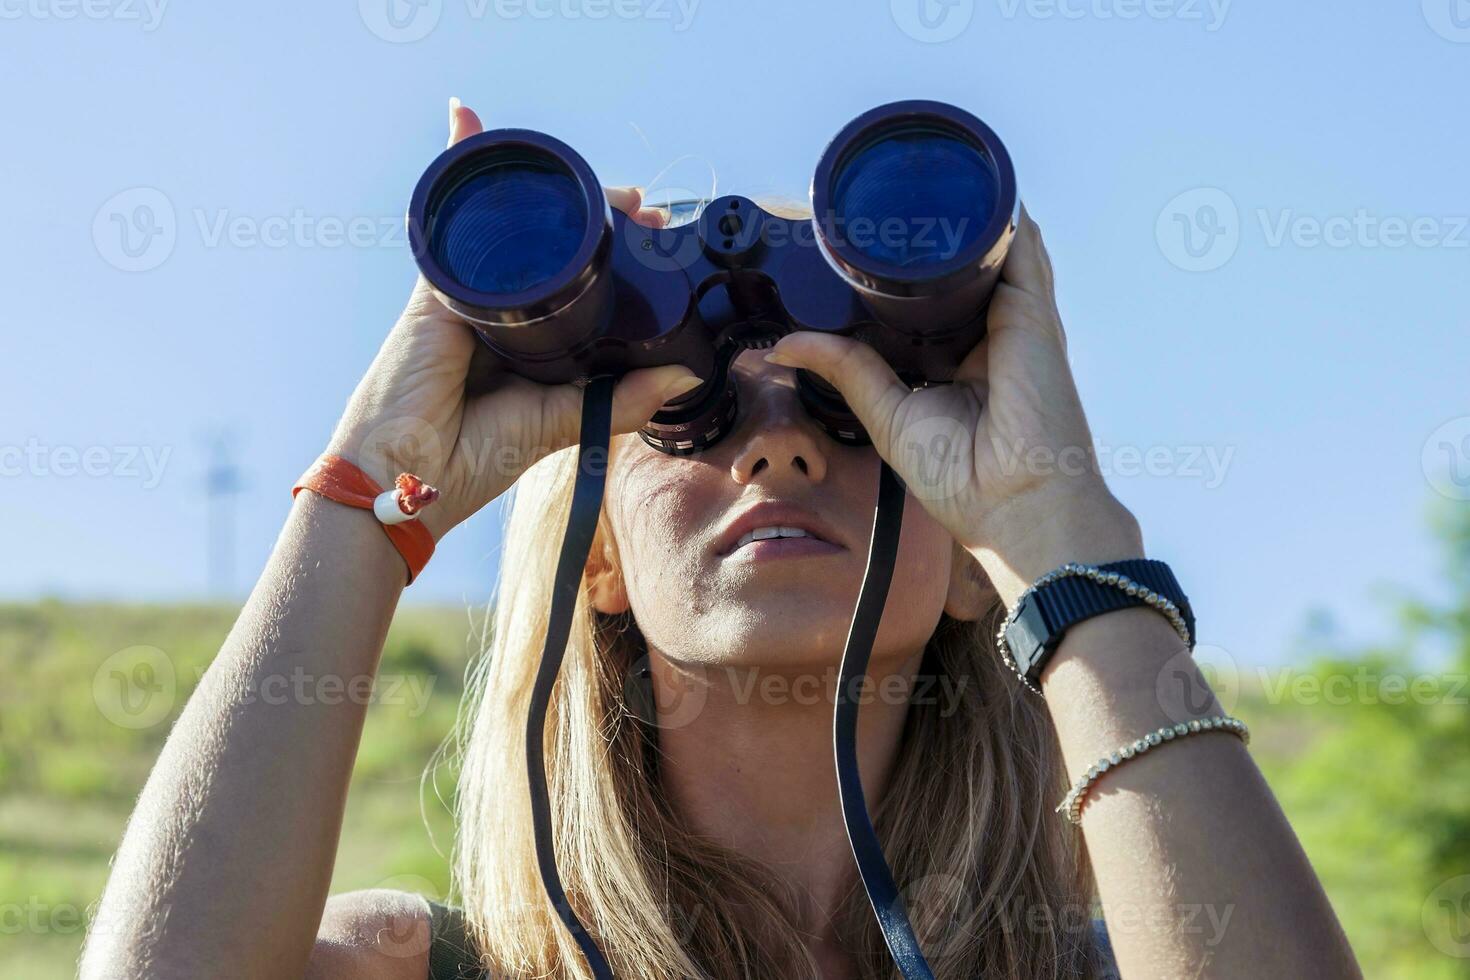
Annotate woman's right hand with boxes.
[325,99,702,541]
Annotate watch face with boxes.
[1006,598,1052,678]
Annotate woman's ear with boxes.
[944,541,995,621]
[586,524,630,615]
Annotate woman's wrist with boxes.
[324,414,417,493]
[288,487,414,592]
[322,421,461,542]
[966,481,1144,609]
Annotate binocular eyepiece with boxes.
[407,100,1018,453]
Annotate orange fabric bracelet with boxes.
[292,454,436,584]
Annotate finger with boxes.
[606,186,643,216]
[765,332,909,448]
[472,365,701,464]
[987,282,1067,349]
[537,365,701,451]
[999,204,1055,304]
[609,365,702,436]
[1025,205,1056,293]
[952,331,990,388]
[448,97,484,147]
[633,206,668,229]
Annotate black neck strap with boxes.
[833,461,935,979]
[526,375,617,980]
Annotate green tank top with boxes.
[426,901,489,980]
[424,902,1120,979]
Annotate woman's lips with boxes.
[723,534,845,561]
[715,501,846,558]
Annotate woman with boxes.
[82,101,1360,979]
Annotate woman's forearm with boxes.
[980,500,1359,978]
[81,493,406,980]
[1043,607,1358,978]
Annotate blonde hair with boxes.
[447,442,1107,978]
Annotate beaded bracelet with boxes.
[1057,715,1249,824]
[997,561,1194,694]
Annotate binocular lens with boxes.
[427,149,589,295]
[829,123,998,268]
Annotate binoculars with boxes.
[407,99,1018,453]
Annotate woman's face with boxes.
[596,350,985,672]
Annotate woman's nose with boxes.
[729,405,830,486]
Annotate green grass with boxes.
[2,600,1466,977]
[0,601,471,978]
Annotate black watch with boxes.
[999,559,1195,692]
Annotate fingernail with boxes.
[764,351,799,367]
[448,96,461,128]
[664,374,704,398]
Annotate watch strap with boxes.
[1002,559,1194,690]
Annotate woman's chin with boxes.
[640,588,937,674]
[668,604,858,672]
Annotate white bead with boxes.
[373,489,416,525]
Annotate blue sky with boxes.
[2,1,1467,669]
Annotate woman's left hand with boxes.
[766,207,1143,605]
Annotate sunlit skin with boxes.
[80,99,1361,980]
[594,352,981,672]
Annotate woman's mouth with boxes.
[722,523,844,561]
[715,501,847,560]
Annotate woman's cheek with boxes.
[886,504,955,638]
[608,462,716,610]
